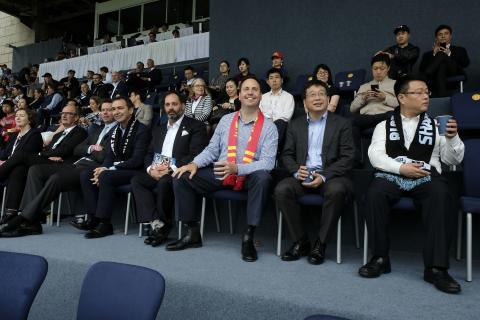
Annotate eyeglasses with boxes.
[317,71,329,76]
[60,112,76,116]
[306,92,327,99]
[404,91,432,97]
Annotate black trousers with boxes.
[365,176,455,268]
[351,112,391,165]
[131,173,173,224]
[80,168,141,219]
[20,163,92,222]
[423,53,458,97]
[0,151,53,210]
[275,176,353,243]
[172,167,272,226]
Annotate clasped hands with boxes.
[296,165,323,188]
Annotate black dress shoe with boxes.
[166,225,202,251]
[308,238,326,265]
[281,240,311,261]
[0,215,25,233]
[70,216,97,231]
[150,225,171,247]
[424,267,461,294]
[359,256,391,278]
[84,222,113,239]
[242,239,258,262]
[1,221,43,238]
[0,213,16,225]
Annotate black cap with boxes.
[394,25,410,34]
[42,72,52,77]
[68,69,75,74]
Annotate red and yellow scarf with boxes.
[223,111,264,191]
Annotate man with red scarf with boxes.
[169,76,278,262]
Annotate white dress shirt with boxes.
[259,89,295,122]
[51,126,76,149]
[368,114,465,175]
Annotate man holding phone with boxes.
[350,53,398,165]
[419,24,470,97]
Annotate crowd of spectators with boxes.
[0,23,474,296]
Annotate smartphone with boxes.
[371,84,379,91]
[440,43,447,49]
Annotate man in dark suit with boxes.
[0,104,88,235]
[126,59,162,91]
[78,96,150,238]
[132,91,208,247]
[419,24,470,97]
[275,79,355,264]
[109,71,129,99]
[91,73,113,99]
[0,100,116,237]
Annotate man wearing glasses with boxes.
[0,104,87,236]
[359,75,464,294]
[275,79,354,265]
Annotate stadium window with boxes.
[167,0,193,24]
[195,0,209,20]
[143,0,167,31]
[119,6,142,35]
[98,11,119,37]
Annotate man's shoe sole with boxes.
[358,266,391,278]
[166,242,202,251]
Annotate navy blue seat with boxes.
[447,75,466,93]
[196,189,248,239]
[277,194,346,264]
[77,261,165,320]
[462,139,480,281]
[292,74,312,97]
[0,251,48,320]
[144,92,158,105]
[451,92,480,131]
[428,97,451,118]
[334,69,366,94]
[305,315,351,320]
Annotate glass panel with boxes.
[167,0,193,24]
[98,11,119,38]
[195,0,209,20]
[119,6,142,35]
[143,0,167,31]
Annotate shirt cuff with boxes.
[87,146,93,154]
[146,165,152,174]
[446,134,463,152]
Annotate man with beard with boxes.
[131,91,208,247]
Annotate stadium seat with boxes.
[292,74,312,97]
[462,139,480,281]
[451,92,480,131]
[0,251,48,320]
[116,185,135,235]
[277,194,344,264]
[77,261,165,320]
[447,75,466,93]
[428,97,451,118]
[334,69,366,94]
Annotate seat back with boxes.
[144,92,158,105]
[334,69,366,92]
[0,251,48,320]
[77,261,165,320]
[463,139,480,198]
[451,92,480,130]
[305,315,351,320]
[292,74,312,96]
[427,97,451,118]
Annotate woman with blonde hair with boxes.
[184,78,212,123]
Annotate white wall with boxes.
[0,11,35,68]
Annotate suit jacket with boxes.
[91,82,113,99]
[109,80,129,98]
[146,68,162,86]
[73,124,114,165]
[419,45,470,75]
[185,95,213,123]
[0,128,43,160]
[41,126,88,163]
[135,103,153,127]
[102,122,150,169]
[144,116,208,168]
[281,112,355,181]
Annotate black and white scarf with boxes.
[110,117,138,161]
[375,108,436,190]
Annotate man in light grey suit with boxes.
[275,79,355,265]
